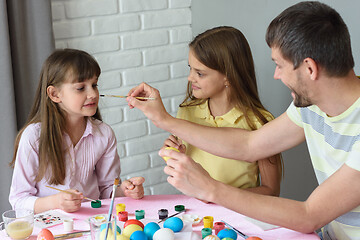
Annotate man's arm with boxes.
[128,83,305,161]
[212,164,360,233]
[163,152,360,233]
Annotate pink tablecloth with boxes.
[1,194,319,240]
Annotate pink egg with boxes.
[37,228,54,240]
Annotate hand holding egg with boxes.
[162,147,180,162]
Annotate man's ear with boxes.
[303,57,319,81]
[47,86,61,103]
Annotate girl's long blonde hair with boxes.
[182,26,283,179]
[11,49,102,185]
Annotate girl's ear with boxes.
[224,77,230,88]
[47,86,61,103]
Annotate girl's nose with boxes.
[188,71,194,83]
[88,88,98,99]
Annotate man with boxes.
[127,2,360,239]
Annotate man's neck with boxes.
[316,71,360,117]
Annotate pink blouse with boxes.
[9,118,121,211]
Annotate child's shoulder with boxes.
[20,123,41,144]
[22,122,41,135]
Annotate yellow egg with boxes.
[117,235,130,240]
[99,228,121,240]
[122,224,143,238]
[162,147,180,161]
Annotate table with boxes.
[0,194,319,240]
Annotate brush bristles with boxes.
[114,178,120,186]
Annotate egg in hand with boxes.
[162,147,180,162]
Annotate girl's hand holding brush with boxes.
[56,189,83,212]
[35,188,83,214]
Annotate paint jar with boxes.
[214,221,225,235]
[203,216,214,229]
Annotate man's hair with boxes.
[266,1,354,77]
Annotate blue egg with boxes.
[144,222,161,240]
[217,229,237,240]
[130,230,148,240]
[100,223,121,234]
[163,217,183,233]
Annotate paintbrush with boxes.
[104,178,120,240]
[100,94,155,100]
[45,186,97,202]
[54,230,90,239]
[158,209,186,223]
[221,220,248,239]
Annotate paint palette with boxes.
[34,210,69,228]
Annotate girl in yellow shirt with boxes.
[163,26,283,196]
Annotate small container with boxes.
[214,221,225,235]
[89,215,117,240]
[1,209,34,240]
[158,209,168,219]
[118,211,128,222]
[203,216,214,229]
[91,200,101,208]
[175,205,185,212]
[116,203,126,215]
[63,218,74,232]
[135,210,145,220]
[201,227,212,239]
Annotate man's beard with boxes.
[293,90,312,108]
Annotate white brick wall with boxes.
[51,0,192,195]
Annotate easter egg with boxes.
[217,229,237,240]
[124,219,144,230]
[153,228,175,240]
[37,229,54,240]
[144,222,161,240]
[222,238,234,240]
[100,223,121,234]
[117,235,130,240]
[162,147,180,161]
[204,235,220,240]
[99,228,121,240]
[247,237,263,240]
[130,230,148,240]
[123,224,143,238]
[163,217,183,232]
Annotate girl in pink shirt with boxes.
[9,49,144,214]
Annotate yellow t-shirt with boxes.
[176,100,273,188]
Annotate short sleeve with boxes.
[176,106,187,120]
[286,101,304,128]
[345,141,360,171]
